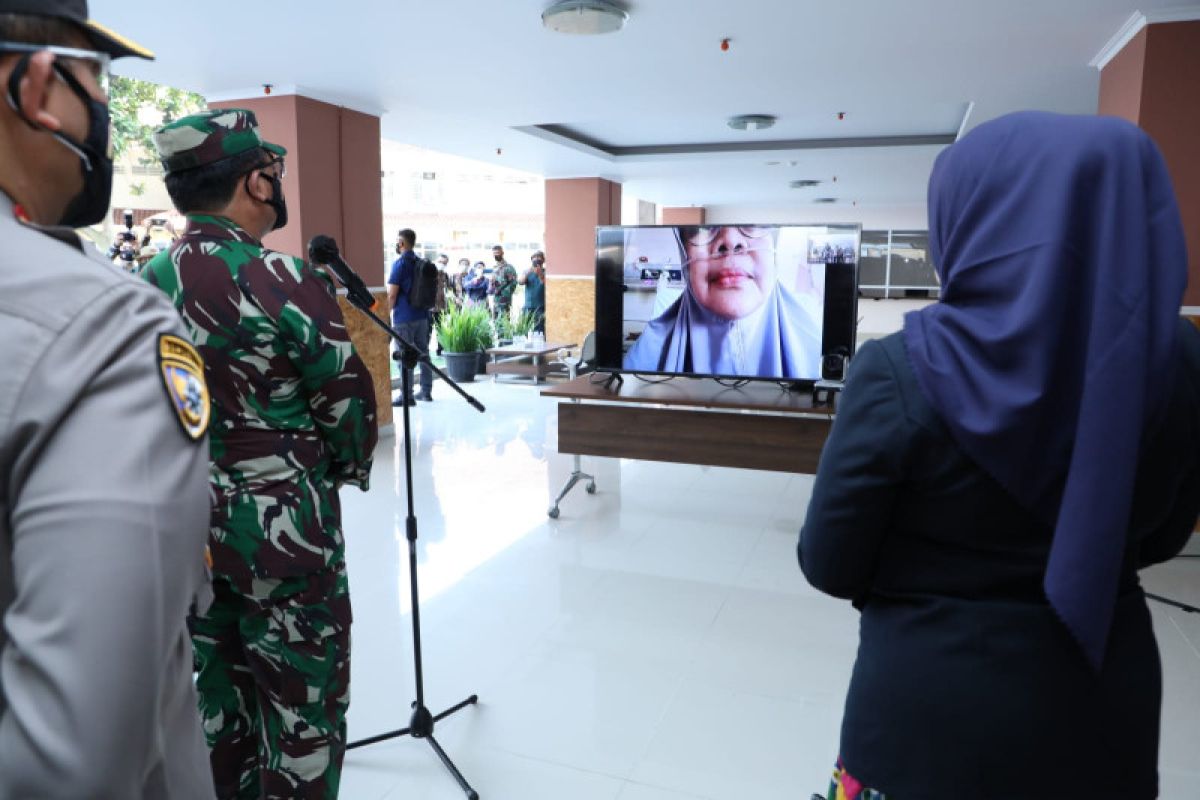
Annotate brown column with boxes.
[1100,21,1200,306]
[209,95,392,428]
[661,207,706,226]
[543,177,621,347]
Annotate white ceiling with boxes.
[91,0,1191,210]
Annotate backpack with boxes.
[407,257,439,311]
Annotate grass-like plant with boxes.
[436,302,492,353]
[513,309,543,337]
[494,308,515,342]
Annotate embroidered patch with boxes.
[158,334,210,440]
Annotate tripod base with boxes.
[548,361,597,520]
[548,454,595,519]
[348,694,481,798]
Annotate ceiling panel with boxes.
[89,0,1188,209]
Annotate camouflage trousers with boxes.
[190,569,352,799]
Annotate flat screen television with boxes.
[594,224,861,385]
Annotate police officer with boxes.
[143,109,378,798]
[0,2,214,797]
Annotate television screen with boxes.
[595,224,861,384]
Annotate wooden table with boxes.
[486,341,576,384]
[541,375,836,474]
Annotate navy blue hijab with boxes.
[903,111,1188,670]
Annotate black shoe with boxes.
[392,396,415,407]
[414,392,433,402]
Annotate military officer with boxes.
[143,109,378,799]
[0,2,214,797]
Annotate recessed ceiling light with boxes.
[790,179,821,189]
[727,114,776,132]
[542,0,628,35]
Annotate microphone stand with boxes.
[336,284,485,800]
[1147,593,1199,614]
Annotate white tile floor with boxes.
[340,378,1200,799]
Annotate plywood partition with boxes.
[337,291,393,430]
[543,177,621,349]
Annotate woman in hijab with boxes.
[799,111,1200,799]
[622,225,822,378]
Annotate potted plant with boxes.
[512,309,542,341]
[436,302,491,383]
[494,310,514,346]
[475,315,495,376]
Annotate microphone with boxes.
[308,235,377,311]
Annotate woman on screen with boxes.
[798,112,1200,798]
[622,225,822,378]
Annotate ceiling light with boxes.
[727,114,776,132]
[790,179,821,189]
[542,0,628,35]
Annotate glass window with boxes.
[858,231,889,288]
[888,231,936,287]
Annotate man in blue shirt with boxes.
[519,250,547,333]
[387,228,434,404]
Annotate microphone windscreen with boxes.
[309,234,339,263]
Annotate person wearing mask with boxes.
[144,109,378,799]
[464,260,489,306]
[519,249,547,334]
[434,253,451,313]
[0,3,214,796]
[107,227,137,260]
[799,111,1200,799]
[388,228,435,402]
[433,253,450,353]
[489,243,518,324]
[453,257,471,300]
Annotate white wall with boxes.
[621,195,658,226]
[705,203,927,230]
[856,297,933,344]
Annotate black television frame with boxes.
[593,223,860,386]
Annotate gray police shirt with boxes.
[0,193,215,799]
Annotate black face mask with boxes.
[265,173,288,231]
[244,168,287,232]
[6,55,114,228]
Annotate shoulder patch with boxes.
[157,333,210,440]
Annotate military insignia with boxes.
[158,334,210,440]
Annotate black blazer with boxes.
[799,321,1200,799]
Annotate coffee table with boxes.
[485,341,576,384]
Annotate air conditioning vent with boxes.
[727,114,777,132]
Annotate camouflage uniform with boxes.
[491,260,518,320]
[143,110,378,799]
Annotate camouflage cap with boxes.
[154,109,286,174]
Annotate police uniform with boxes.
[143,110,378,799]
[0,193,215,797]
